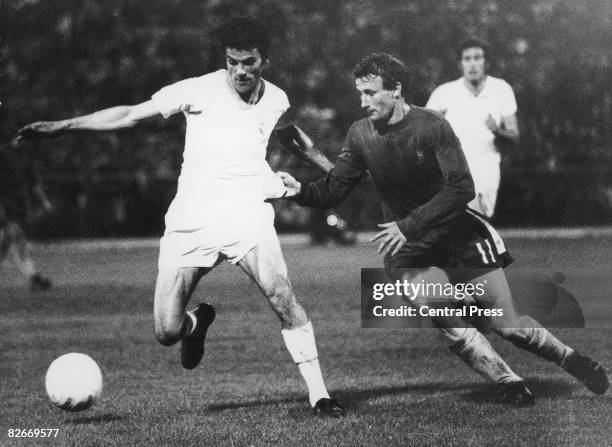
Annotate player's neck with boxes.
[387,101,409,126]
[463,76,487,96]
[240,79,265,105]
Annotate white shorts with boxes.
[467,158,501,218]
[158,202,276,268]
[468,188,499,218]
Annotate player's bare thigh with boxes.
[237,230,308,329]
[153,266,213,345]
[401,267,469,332]
[467,268,524,329]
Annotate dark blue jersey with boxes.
[296,106,475,242]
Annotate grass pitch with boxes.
[1,235,611,446]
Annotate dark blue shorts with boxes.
[384,209,513,282]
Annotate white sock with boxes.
[512,320,574,366]
[449,327,523,384]
[297,359,330,407]
[282,322,330,407]
[185,310,197,336]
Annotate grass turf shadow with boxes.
[461,377,576,405]
[65,413,124,424]
[207,381,463,415]
[207,377,582,416]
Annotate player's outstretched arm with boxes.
[16,100,160,141]
[274,124,334,173]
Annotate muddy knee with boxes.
[266,280,306,328]
[495,315,537,343]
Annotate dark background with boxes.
[2,0,611,237]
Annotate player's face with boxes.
[355,75,396,123]
[461,47,486,82]
[225,47,267,95]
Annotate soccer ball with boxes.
[45,353,103,411]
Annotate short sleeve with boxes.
[263,83,290,125]
[151,78,201,119]
[500,81,518,117]
[270,87,290,116]
[425,85,445,113]
[279,91,290,112]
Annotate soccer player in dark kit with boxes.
[277,53,608,404]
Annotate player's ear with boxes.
[393,82,402,100]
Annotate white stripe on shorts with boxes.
[467,209,507,254]
[476,242,489,264]
[484,239,496,262]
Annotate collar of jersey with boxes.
[461,75,490,98]
[225,73,267,109]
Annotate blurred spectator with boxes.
[0,141,52,291]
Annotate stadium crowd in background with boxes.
[4,0,611,237]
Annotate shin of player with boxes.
[470,268,609,395]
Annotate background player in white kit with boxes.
[426,39,519,218]
[16,17,342,417]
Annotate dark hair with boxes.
[352,53,409,94]
[216,17,271,59]
[458,38,490,61]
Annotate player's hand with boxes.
[16,121,64,141]
[485,114,498,133]
[276,171,301,197]
[371,222,407,256]
[274,124,314,155]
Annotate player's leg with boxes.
[155,229,224,369]
[237,230,341,416]
[400,267,530,402]
[153,266,218,369]
[466,158,500,219]
[1,221,50,291]
[153,267,205,346]
[469,268,609,394]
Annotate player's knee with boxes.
[495,320,533,343]
[266,278,293,306]
[266,278,308,326]
[154,323,183,346]
[442,326,475,349]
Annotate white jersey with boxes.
[426,76,517,169]
[151,69,289,232]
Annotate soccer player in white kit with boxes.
[426,39,519,218]
[16,17,342,417]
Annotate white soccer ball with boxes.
[45,353,103,411]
